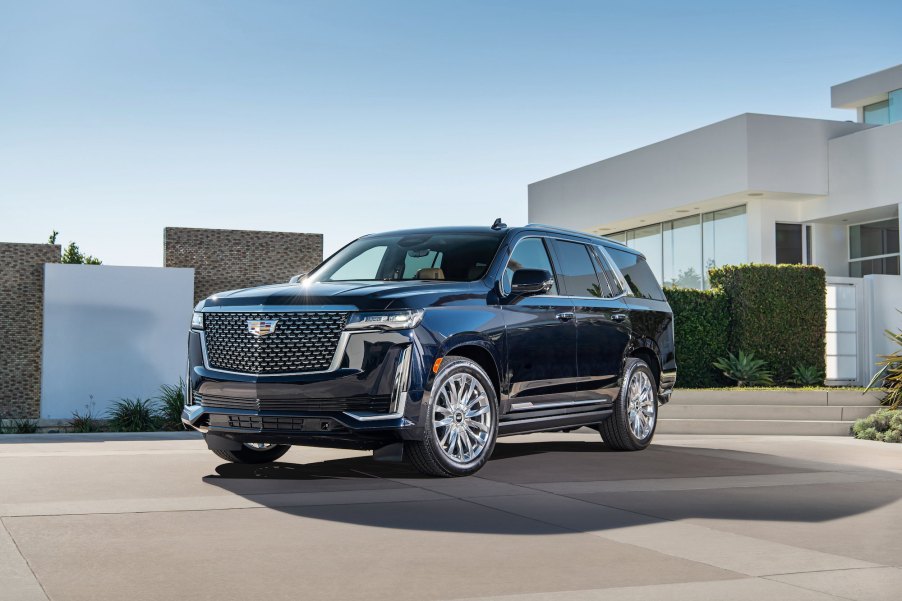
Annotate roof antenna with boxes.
[491,218,507,230]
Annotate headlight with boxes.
[191,312,204,329]
[345,309,424,330]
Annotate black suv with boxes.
[183,222,676,476]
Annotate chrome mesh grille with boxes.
[203,312,349,374]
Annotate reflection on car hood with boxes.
[198,280,486,311]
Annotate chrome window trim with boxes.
[500,234,564,298]
[594,244,633,298]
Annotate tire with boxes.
[405,355,499,477]
[600,358,658,451]
[211,443,291,464]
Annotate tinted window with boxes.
[591,246,623,297]
[553,240,603,298]
[606,247,666,301]
[503,237,557,295]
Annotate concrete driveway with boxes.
[1,432,900,601]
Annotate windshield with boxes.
[310,232,504,283]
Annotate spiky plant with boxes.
[865,314,902,410]
[712,350,774,387]
[789,364,824,387]
[156,379,187,431]
[107,398,158,432]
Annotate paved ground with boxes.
[1,432,900,601]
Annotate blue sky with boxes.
[2,0,901,265]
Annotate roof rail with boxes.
[523,223,630,248]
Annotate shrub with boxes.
[107,398,158,432]
[156,380,186,431]
[70,403,103,433]
[709,264,826,384]
[852,409,902,443]
[789,364,825,387]
[713,350,774,387]
[2,419,39,434]
[664,287,730,387]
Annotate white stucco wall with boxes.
[528,114,867,233]
[40,264,194,420]
[528,114,751,230]
[864,274,902,384]
[809,121,902,222]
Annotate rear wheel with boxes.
[405,356,498,477]
[600,358,657,451]
[211,442,291,464]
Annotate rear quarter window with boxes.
[605,247,666,301]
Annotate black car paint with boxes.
[184,225,676,450]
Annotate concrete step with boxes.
[663,404,876,422]
[671,389,882,407]
[657,418,853,436]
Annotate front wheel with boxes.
[600,358,658,451]
[211,442,291,464]
[405,356,498,477]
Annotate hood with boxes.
[198,279,487,312]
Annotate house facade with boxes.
[528,65,902,385]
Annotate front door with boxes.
[501,236,578,406]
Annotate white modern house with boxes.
[529,65,902,386]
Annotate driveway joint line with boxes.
[1,515,51,601]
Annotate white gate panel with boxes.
[41,264,194,419]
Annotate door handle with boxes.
[555,312,575,322]
[612,313,627,322]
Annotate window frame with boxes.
[547,239,607,299]
[774,221,811,265]
[847,217,901,276]
[501,235,561,297]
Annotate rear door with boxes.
[549,239,631,403]
[501,236,579,406]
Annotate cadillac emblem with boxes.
[247,319,278,337]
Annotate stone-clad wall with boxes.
[164,228,323,305]
[0,243,60,420]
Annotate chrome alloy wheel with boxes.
[626,370,656,440]
[433,372,493,464]
[244,442,277,451]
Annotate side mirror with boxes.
[288,272,307,284]
[509,269,553,296]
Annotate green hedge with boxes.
[708,264,826,384]
[664,287,730,388]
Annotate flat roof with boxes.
[831,64,902,109]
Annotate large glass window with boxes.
[863,89,902,125]
[849,218,900,277]
[607,205,747,290]
[891,89,902,124]
[702,206,748,287]
[663,215,702,288]
[864,100,890,125]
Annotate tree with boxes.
[48,231,102,265]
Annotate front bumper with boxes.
[182,326,433,447]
